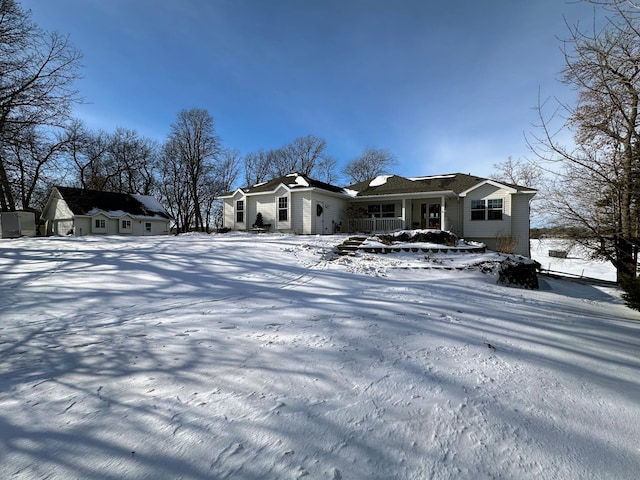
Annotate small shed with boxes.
[0,211,37,238]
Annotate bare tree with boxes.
[157,139,192,233]
[4,124,67,211]
[104,128,158,195]
[491,157,545,220]
[490,157,544,187]
[163,108,221,232]
[243,149,273,186]
[342,147,397,184]
[62,122,158,195]
[265,135,328,178]
[206,148,241,231]
[314,155,339,184]
[0,0,82,210]
[213,148,241,194]
[63,120,106,189]
[530,1,640,282]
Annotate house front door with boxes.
[315,201,325,234]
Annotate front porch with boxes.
[347,196,452,233]
[349,217,404,233]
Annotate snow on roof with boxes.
[86,209,128,217]
[285,174,311,188]
[369,175,392,187]
[132,194,166,213]
[343,188,359,197]
[408,174,457,181]
[294,175,310,187]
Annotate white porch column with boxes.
[401,198,407,229]
[440,196,446,231]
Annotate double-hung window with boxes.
[95,219,106,228]
[471,199,503,220]
[471,200,485,220]
[122,220,131,229]
[236,200,244,223]
[278,196,288,221]
[487,199,503,220]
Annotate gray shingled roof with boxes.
[348,173,535,197]
[240,173,346,195]
[56,187,171,219]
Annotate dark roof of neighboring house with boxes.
[239,173,346,195]
[55,186,171,219]
[347,173,535,197]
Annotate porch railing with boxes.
[349,217,404,233]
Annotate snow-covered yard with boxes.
[1,233,639,479]
[531,238,617,282]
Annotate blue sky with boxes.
[21,0,594,183]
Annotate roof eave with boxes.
[352,190,457,200]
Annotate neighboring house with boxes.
[220,172,537,256]
[41,187,172,236]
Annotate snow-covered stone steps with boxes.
[335,236,369,255]
[360,246,486,254]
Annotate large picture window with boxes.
[278,196,288,221]
[236,200,244,223]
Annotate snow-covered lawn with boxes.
[1,233,639,479]
[531,238,617,282]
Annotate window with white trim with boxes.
[95,218,106,228]
[471,200,485,220]
[487,199,503,220]
[122,219,131,229]
[471,198,503,220]
[278,196,288,221]
[236,200,244,223]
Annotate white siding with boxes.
[91,214,109,234]
[74,217,91,236]
[223,198,234,229]
[292,191,312,234]
[231,193,247,230]
[254,194,277,229]
[272,186,290,232]
[311,191,348,234]
[43,195,74,235]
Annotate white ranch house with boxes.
[219,172,537,257]
[41,187,172,236]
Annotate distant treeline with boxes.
[530,227,594,239]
